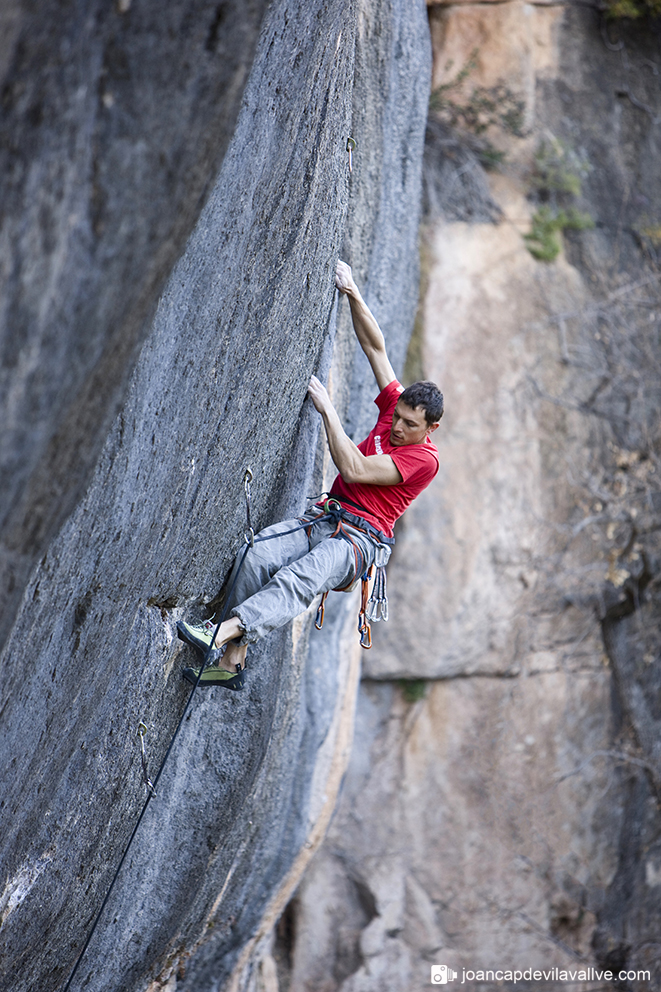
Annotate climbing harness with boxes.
[308,496,393,649]
[63,471,391,990]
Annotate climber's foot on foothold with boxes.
[177,619,216,655]
[182,663,246,691]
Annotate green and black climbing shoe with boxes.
[182,663,246,691]
[177,618,216,655]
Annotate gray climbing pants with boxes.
[226,510,376,644]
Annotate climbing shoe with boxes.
[182,663,246,691]
[177,618,216,655]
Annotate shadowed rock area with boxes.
[0,2,431,991]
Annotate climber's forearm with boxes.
[321,407,401,485]
[318,403,364,482]
[345,286,385,355]
[308,377,402,486]
[335,262,396,392]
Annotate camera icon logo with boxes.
[431,964,458,984]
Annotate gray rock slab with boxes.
[0,0,270,652]
[0,2,431,990]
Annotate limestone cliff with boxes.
[286,5,661,991]
[0,0,270,655]
[0,3,431,991]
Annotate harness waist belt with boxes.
[314,499,395,546]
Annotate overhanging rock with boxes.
[0,0,271,654]
[0,2,431,991]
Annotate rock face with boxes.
[286,5,661,991]
[0,3,431,991]
[0,0,270,654]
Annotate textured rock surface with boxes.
[0,2,431,991]
[0,0,270,654]
[287,5,661,991]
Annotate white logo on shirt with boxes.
[374,434,383,455]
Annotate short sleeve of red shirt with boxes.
[374,379,402,416]
[389,443,438,487]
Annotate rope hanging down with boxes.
[63,471,389,990]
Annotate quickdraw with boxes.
[137,722,157,798]
[366,543,390,622]
[243,467,255,547]
[358,568,373,648]
[315,590,328,630]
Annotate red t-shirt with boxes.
[326,380,439,538]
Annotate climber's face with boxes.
[390,401,439,446]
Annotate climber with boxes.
[176,259,444,689]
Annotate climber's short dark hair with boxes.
[399,380,444,424]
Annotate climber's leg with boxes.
[178,517,311,669]
[229,526,373,643]
[178,514,372,677]
[225,517,312,613]
[223,638,248,672]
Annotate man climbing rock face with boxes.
[177,260,443,689]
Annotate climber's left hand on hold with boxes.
[308,375,330,414]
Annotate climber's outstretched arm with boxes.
[335,260,397,393]
[308,376,402,486]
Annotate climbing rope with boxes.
[62,471,390,990]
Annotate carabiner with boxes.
[358,611,372,649]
